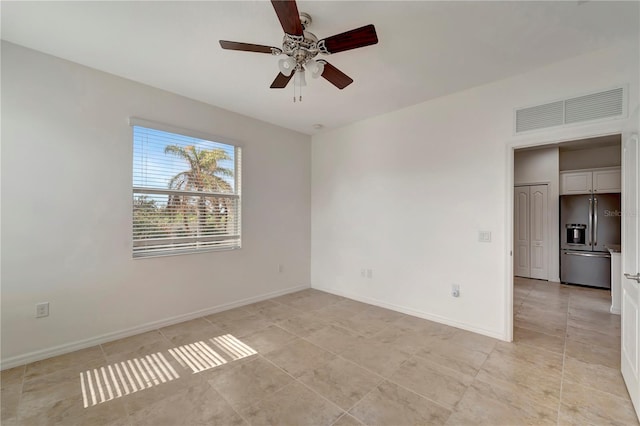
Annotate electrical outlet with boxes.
[451,284,460,298]
[36,302,49,318]
[366,269,373,279]
[278,264,284,273]
[361,269,366,278]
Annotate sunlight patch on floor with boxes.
[80,333,257,408]
[80,352,178,408]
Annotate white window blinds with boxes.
[132,124,241,258]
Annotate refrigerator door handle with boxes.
[588,197,593,246]
[593,197,598,247]
[564,251,611,258]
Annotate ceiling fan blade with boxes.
[271,0,303,36]
[270,72,294,89]
[219,40,276,54]
[320,62,353,89]
[320,24,378,54]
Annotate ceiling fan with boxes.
[219,0,378,98]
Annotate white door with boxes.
[530,185,548,280]
[514,186,530,277]
[622,131,640,420]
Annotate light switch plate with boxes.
[479,231,491,242]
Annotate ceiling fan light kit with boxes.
[219,0,378,102]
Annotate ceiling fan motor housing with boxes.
[281,14,324,70]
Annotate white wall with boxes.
[514,147,560,281]
[311,41,639,340]
[560,144,622,171]
[1,42,311,367]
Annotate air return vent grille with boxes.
[515,86,625,134]
[515,101,564,133]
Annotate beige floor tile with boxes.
[298,357,381,410]
[241,380,344,426]
[568,304,620,324]
[349,381,451,426]
[415,337,489,377]
[205,306,257,323]
[239,325,297,355]
[521,292,569,308]
[276,312,329,338]
[305,325,366,355]
[277,292,343,311]
[101,331,169,360]
[128,381,245,426]
[1,385,21,422]
[446,378,557,425]
[268,291,307,306]
[265,339,336,378]
[559,381,639,426]
[120,364,206,414]
[332,413,363,426]
[391,315,450,334]
[513,326,565,354]
[240,299,279,312]
[340,338,412,378]
[206,356,292,411]
[208,312,272,338]
[515,305,567,337]
[568,291,611,311]
[566,324,619,348]
[19,374,128,426]
[389,355,473,409]
[1,366,25,389]
[159,318,226,347]
[160,317,218,336]
[369,325,426,354]
[311,301,367,323]
[285,296,336,312]
[332,307,402,338]
[514,317,566,338]
[564,338,620,370]
[449,329,498,355]
[244,302,303,323]
[478,342,562,409]
[24,346,105,381]
[330,299,371,313]
[563,356,629,399]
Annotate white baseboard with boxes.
[0,284,309,370]
[312,285,507,341]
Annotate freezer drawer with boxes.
[561,251,611,289]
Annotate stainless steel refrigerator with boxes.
[560,193,621,288]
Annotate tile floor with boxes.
[1,279,638,425]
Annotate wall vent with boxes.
[515,86,625,134]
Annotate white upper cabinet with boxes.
[593,169,622,193]
[560,167,621,195]
[560,171,593,194]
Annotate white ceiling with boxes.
[2,1,638,135]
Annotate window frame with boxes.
[130,118,242,259]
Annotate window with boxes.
[132,122,241,258]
